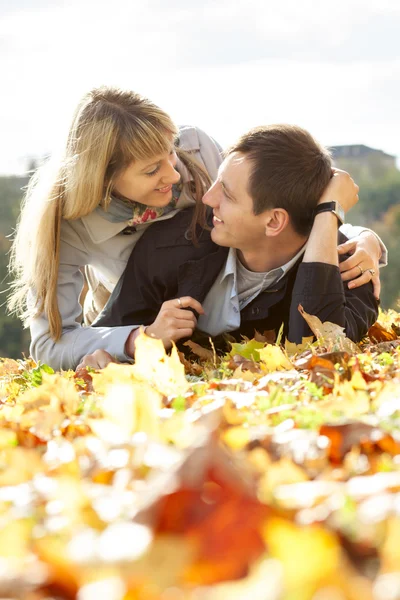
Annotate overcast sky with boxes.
[1,0,399,174]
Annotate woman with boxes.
[8,86,383,371]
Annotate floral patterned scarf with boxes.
[96,183,182,226]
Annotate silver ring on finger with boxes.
[357,265,364,276]
[177,298,182,308]
[368,268,375,277]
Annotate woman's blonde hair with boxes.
[8,86,211,341]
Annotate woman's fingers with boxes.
[337,239,357,258]
[348,270,373,289]
[348,269,381,299]
[341,264,365,282]
[372,274,381,300]
[76,349,117,370]
[339,249,368,275]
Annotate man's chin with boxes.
[210,227,230,247]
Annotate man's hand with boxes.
[318,168,359,213]
[338,231,382,299]
[126,297,205,355]
[76,350,118,370]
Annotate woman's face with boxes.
[113,147,181,206]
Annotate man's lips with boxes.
[213,214,224,225]
[155,184,172,193]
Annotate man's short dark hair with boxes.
[228,124,332,236]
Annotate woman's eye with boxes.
[146,165,160,176]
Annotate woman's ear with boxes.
[264,208,290,237]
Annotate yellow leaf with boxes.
[92,363,136,395]
[0,519,33,558]
[15,373,80,416]
[349,370,368,391]
[258,345,293,372]
[285,336,314,356]
[99,381,162,439]
[0,447,44,486]
[101,384,137,437]
[265,518,340,590]
[258,457,308,504]
[132,331,189,397]
[222,426,250,451]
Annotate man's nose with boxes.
[202,182,218,206]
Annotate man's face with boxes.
[202,152,269,251]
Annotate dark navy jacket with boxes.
[94,208,379,344]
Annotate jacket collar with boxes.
[80,176,197,245]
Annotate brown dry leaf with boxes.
[319,421,377,463]
[298,304,359,352]
[177,351,203,376]
[0,358,22,377]
[368,322,398,343]
[253,329,276,344]
[228,354,262,373]
[184,340,215,362]
[306,354,338,392]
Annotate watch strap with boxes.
[313,201,344,224]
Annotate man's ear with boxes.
[264,208,290,237]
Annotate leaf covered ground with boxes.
[0,309,400,600]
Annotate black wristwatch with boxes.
[313,201,345,225]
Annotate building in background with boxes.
[330,145,398,181]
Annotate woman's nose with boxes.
[162,157,181,185]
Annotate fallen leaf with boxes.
[184,340,215,362]
[368,322,398,343]
[298,305,359,352]
[258,345,293,372]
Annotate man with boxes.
[89,125,380,362]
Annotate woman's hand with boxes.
[145,296,205,350]
[76,349,118,370]
[338,231,382,299]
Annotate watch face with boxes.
[335,202,345,223]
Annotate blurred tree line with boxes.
[0,175,30,358]
[0,167,399,359]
